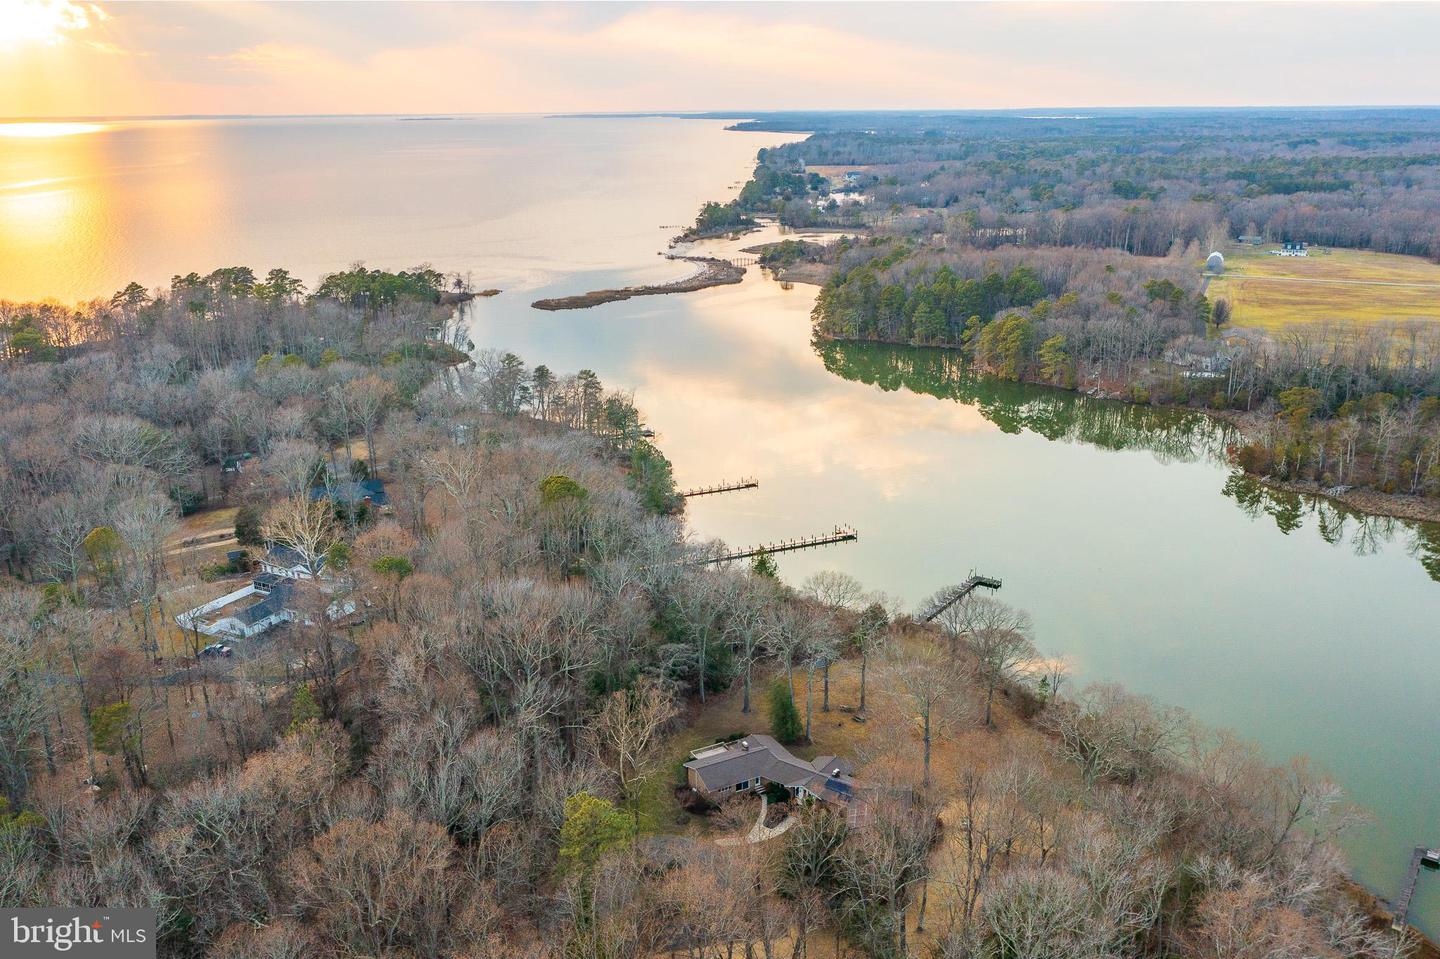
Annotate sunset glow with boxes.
[3,2,1440,118]
[0,121,105,138]
[0,0,99,50]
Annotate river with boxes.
[3,114,1437,933]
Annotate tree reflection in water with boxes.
[818,338,1440,582]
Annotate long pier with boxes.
[680,477,758,498]
[916,574,1003,623]
[694,526,857,565]
[1391,846,1439,930]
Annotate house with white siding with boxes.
[176,576,354,641]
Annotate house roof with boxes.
[234,581,293,627]
[264,544,310,569]
[311,479,388,506]
[684,734,864,797]
[253,572,285,591]
[810,755,855,778]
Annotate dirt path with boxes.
[166,536,238,557]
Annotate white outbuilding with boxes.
[1206,251,1225,273]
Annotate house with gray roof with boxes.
[176,577,355,641]
[311,478,389,508]
[684,734,872,826]
[259,544,323,580]
[175,578,298,639]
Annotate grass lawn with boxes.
[634,652,880,839]
[1207,245,1440,332]
[174,505,240,538]
[165,506,243,573]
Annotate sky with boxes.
[3,0,1440,119]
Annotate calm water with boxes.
[3,115,1437,932]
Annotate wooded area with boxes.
[0,262,1422,957]
[690,109,1440,507]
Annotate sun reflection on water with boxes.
[0,122,107,138]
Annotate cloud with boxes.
[0,0,105,50]
[7,1,1440,117]
[82,38,144,57]
[210,41,322,73]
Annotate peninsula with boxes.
[531,254,744,310]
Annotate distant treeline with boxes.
[729,109,1440,259]
[681,109,1440,504]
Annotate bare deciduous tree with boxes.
[261,438,322,498]
[287,813,467,957]
[885,641,971,788]
[585,678,677,827]
[1047,682,1190,786]
[954,596,1038,728]
[262,495,335,577]
[343,374,395,470]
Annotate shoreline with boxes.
[1250,476,1440,525]
[766,262,828,286]
[815,334,1440,527]
[1160,406,1440,526]
[531,255,744,311]
[438,287,500,306]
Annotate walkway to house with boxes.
[715,797,797,846]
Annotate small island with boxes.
[531,255,744,311]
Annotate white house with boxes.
[817,192,869,208]
[259,544,322,580]
[176,577,355,641]
[176,579,297,639]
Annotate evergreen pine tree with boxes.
[768,679,804,744]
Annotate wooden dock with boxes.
[694,526,857,565]
[1391,846,1439,930]
[679,477,758,498]
[916,574,1003,623]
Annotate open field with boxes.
[1207,246,1440,332]
[165,506,240,563]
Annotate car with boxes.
[199,643,234,659]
